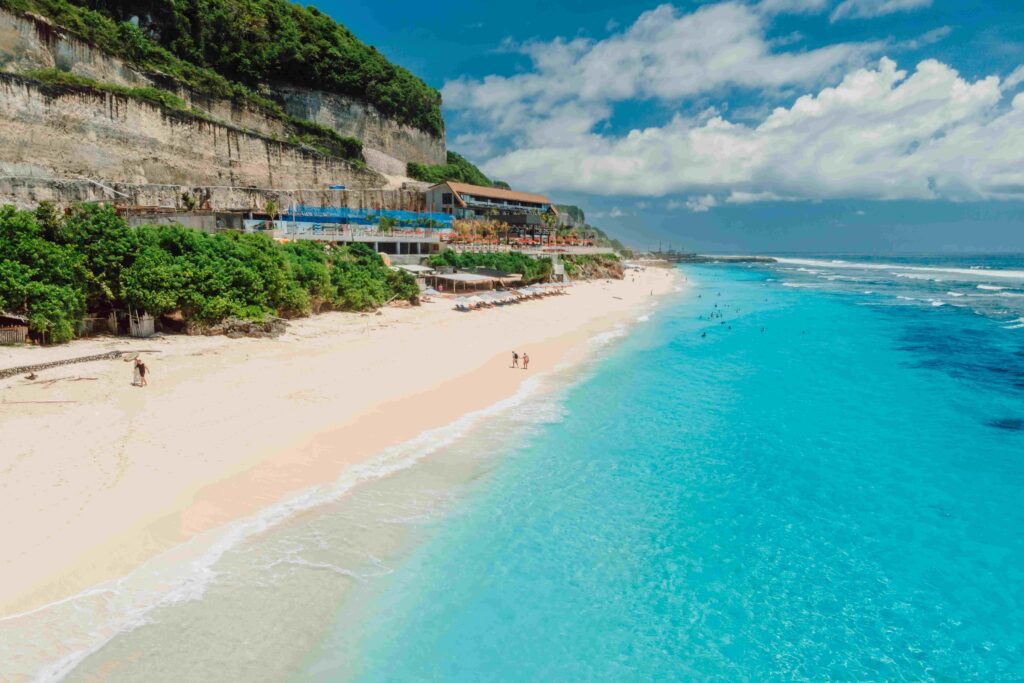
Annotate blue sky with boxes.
[318,0,1024,253]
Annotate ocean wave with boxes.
[946,292,965,297]
[773,258,1024,281]
[894,272,942,282]
[588,324,629,346]
[977,284,1006,291]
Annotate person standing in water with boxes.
[522,353,530,370]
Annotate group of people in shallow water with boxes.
[698,293,778,338]
[511,351,530,370]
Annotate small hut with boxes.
[0,313,29,345]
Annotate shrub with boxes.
[408,151,495,187]
[0,203,420,343]
[427,251,552,284]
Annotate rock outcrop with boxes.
[278,86,446,167]
[0,74,382,190]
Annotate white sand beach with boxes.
[0,266,679,617]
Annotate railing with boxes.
[446,244,608,255]
[248,222,444,243]
[288,206,453,227]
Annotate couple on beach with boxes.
[511,351,529,370]
[131,357,149,387]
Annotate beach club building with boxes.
[424,182,559,229]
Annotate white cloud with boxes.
[831,0,931,22]
[443,1,1023,208]
[1005,65,1024,91]
[757,0,829,15]
[902,26,952,51]
[726,191,793,203]
[686,195,719,212]
[478,58,1024,203]
[590,206,627,219]
[442,2,880,156]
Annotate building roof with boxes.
[433,181,553,207]
[431,272,498,283]
[0,311,28,324]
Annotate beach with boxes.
[0,266,678,619]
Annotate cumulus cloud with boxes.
[686,195,719,212]
[443,1,1022,207]
[442,2,880,160]
[831,0,932,22]
[477,58,1024,203]
[1005,65,1024,91]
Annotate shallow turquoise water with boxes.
[300,260,1024,681]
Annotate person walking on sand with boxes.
[132,358,141,387]
[522,353,529,370]
[136,357,149,387]
[512,351,519,368]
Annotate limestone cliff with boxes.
[278,86,445,169]
[0,7,446,208]
[0,73,381,189]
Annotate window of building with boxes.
[442,193,453,205]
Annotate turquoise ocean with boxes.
[7,256,1024,681]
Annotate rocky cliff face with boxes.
[278,86,446,168]
[0,7,446,205]
[0,74,382,190]
[0,173,428,212]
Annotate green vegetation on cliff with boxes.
[554,204,630,254]
[0,204,418,343]
[426,251,552,284]
[554,204,585,224]
[1,0,443,137]
[560,253,623,279]
[20,68,198,114]
[407,151,496,187]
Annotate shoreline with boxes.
[0,267,681,619]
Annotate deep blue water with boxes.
[302,258,1024,681]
